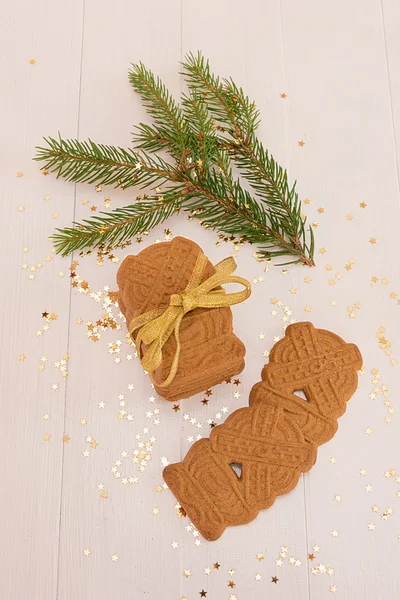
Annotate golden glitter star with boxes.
[271,576,279,584]
[199,590,207,598]
[319,247,327,254]
[29,59,36,65]
[360,202,367,208]
[317,207,325,214]
[228,581,236,588]
[346,214,354,221]
[280,93,287,99]
[256,553,264,561]
[304,306,312,313]
[111,554,119,562]
[368,523,375,531]
[18,354,26,361]
[62,435,70,443]
[369,238,377,245]
[101,491,109,499]
[213,562,221,570]
[83,549,91,556]
[43,433,51,441]
[298,140,305,147]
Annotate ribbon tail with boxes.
[151,314,183,389]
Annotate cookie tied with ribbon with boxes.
[117,236,251,401]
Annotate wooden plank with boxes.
[180,2,311,600]
[0,0,83,598]
[281,1,400,598]
[55,1,184,599]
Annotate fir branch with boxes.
[35,53,315,266]
[34,135,177,189]
[129,63,188,159]
[182,53,314,265]
[51,193,181,256]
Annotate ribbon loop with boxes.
[129,252,251,388]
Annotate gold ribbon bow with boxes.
[129,252,251,388]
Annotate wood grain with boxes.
[1,1,399,599]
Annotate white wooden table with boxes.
[1,1,400,598]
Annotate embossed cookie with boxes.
[117,237,248,401]
[163,400,317,540]
[163,321,362,540]
[254,321,363,443]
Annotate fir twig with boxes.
[35,53,315,266]
[51,194,181,256]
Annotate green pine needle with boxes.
[34,53,315,266]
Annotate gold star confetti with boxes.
[256,553,264,561]
[111,554,119,562]
[271,576,279,584]
[369,237,377,245]
[298,140,305,147]
[280,93,287,98]
[43,433,51,441]
[360,202,367,208]
[62,435,70,443]
[83,549,91,557]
